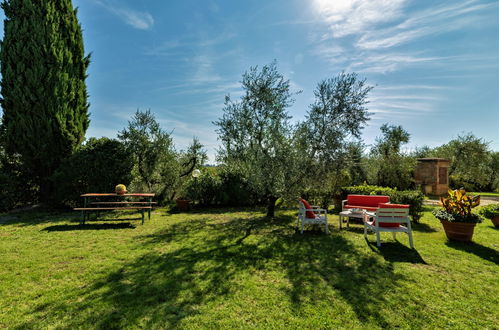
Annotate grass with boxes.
[0,206,498,328]
[470,192,499,198]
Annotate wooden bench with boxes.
[75,193,155,225]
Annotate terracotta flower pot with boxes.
[176,199,191,211]
[491,215,499,228]
[440,220,476,242]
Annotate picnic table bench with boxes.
[74,193,155,225]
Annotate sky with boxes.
[1,0,499,161]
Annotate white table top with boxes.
[340,210,375,217]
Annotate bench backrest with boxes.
[347,194,390,207]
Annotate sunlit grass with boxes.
[0,207,497,328]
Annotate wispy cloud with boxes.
[311,0,497,73]
[357,1,497,49]
[93,0,154,30]
[312,0,407,38]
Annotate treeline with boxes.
[0,0,496,215]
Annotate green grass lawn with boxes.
[1,207,498,328]
[471,192,499,198]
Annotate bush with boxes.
[182,166,261,207]
[50,138,134,208]
[478,204,499,219]
[0,152,38,211]
[340,184,425,222]
[184,170,222,206]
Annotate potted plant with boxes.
[432,189,483,242]
[478,204,499,228]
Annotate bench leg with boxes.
[141,209,145,225]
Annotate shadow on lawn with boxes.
[43,222,136,231]
[21,212,420,328]
[367,241,427,264]
[446,241,498,265]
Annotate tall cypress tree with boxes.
[0,0,90,200]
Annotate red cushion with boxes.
[376,203,409,227]
[379,203,409,209]
[300,198,316,219]
[347,195,390,207]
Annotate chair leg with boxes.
[301,222,304,234]
[325,222,329,234]
[392,232,397,240]
[376,231,381,247]
[364,224,367,238]
[408,231,414,248]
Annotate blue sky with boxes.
[2,0,499,161]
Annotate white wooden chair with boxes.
[298,200,328,234]
[364,204,414,248]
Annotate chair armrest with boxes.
[342,200,347,210]
[305,208,327,215]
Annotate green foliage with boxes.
[478,204,499,219]
[340,184,425,221]
[0,0,90,199]
[215,66,374,216]
[303,72,372,161]
[432,209,482,223]
[118,110,180,202]
[50,138,133,208]
[430,133,497,191]
[432,189,483,223]
[182,166,260,207]
[0,150,38,211]
[184,170,222,206]
[215,61,299,216]
[367,124,415,190]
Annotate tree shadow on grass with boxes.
[0,211,79,227]
[445,241,499,265]
[411,221,438,233]
[43,222,136,231]
[20,211,418,328]
[366,241,427,264]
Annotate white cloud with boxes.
[312,0,407,38]
[312,0,498,74]
[93,0,154,30]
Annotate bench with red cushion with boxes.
[342,194,390,212]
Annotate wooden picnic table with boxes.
[74,193,156,225]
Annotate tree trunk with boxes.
[266,196,277,217]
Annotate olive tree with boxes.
[215,61,300,217]
[215,66,373,216]
[298,72,373,206]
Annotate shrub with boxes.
[0,152,38,211]
[50,138,133,208]
[182,166,261,207]
[184,171,222,206]
[340,184,425,222]
[478,204,499,219]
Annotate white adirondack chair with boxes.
[298,199,328,234]
[364,204,414,248]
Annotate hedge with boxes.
[340,185,425,222]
